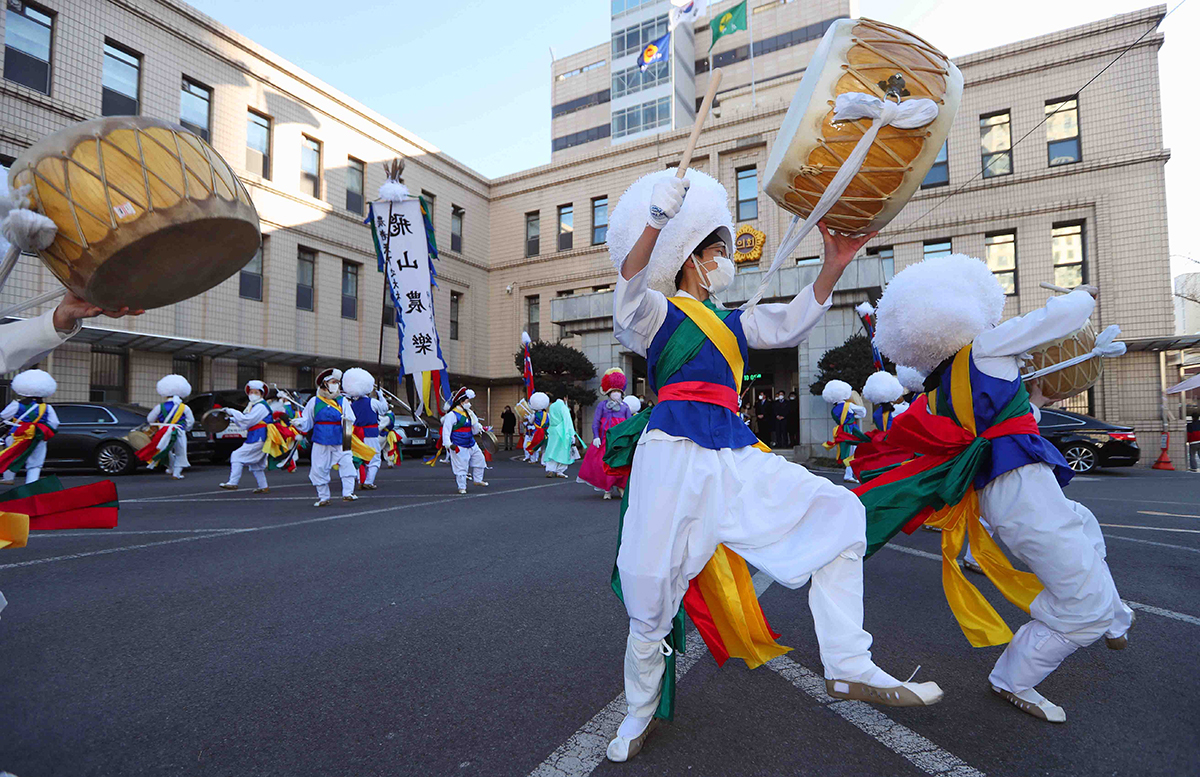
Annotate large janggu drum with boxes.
[7,117,260,310]
[1021,324,1104,403]
[764,18,963,235]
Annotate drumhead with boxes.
[200,409,229,435]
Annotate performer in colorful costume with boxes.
[291,368,359,507]
[343,368,389,489]
[542,398,580,478]
[863,254,1132,723]
[219,379,273,493]
[139,374,194,478]
[0,369,59,485]
[379,397,400,468]
[821,379,867,483]
[263,387,302,473]
[578,368,634,498]
[523,392,549,463]
[602,169,942,763]
[441,387,486,494]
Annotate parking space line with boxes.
[30,529,243,537]
[124,494,493,504]
[1137,510,1200,520]
[1125,600,1200,627]
[1082,497,1200,507]
[1104,534,1200,554]
[1099,524,1200,534]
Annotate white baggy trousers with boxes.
[4,440,46,483]
[617,436,878,719]
[362,436,383,485]
[449,444,486,490]
[310,443,355,500]
[982,463,1133,694]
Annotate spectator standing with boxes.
[501,405,517,451]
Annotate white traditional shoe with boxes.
[253,487,270,494]
[314,499,330,507]
[472,480,488,487]
[170,474,185,480]
[458,488,467,495]
[606,718,659,762]
[342,494,358,502]
[219,483,238,491]
[826,677,944,707]
[1106,609,1135,650]
[361,483,378,490]
[990,684,1066,723]
[603,492,612,500]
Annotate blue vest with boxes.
[16,401,52,430]
[872,405,892,433]
[832,402,861,434]
[312,398,345,446]
[450,411,475,447]
[245,400,271,444]
[645,304,759,450]
[350,396,379,437]
[939,354,1071,489]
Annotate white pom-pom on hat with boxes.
[12,369,56,398]
[623,395,642,414]
[342,367,376,398]
[156,374,192,398]
[874,254,1005,374]
[822,379,852,404]
[529,391,550,411]
[896,365,927,394]
[862,371,904,404]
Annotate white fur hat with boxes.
[529,391,550,411]
[862,371,904,405]
[156,374,192,398]
[623,395,642,414]
[245,379,266,394]
[896,365,927,394]
[822,379,852,404]
[12,369,55,398]
[874,254,1006,374]
[607,168,734,296]
[342,367,376,398]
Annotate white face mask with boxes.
[248,392,262,402]
[327,382,340,394]
[608,391,623,402]
[462,401,471,412]
[693,251,735,294]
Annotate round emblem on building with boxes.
[733,224,766,264]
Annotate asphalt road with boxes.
[0,455,1196,776]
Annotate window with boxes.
[90,348,126,403]
[551,123,612,153]
[984,232,1017,295]
[421,190,435,227]
[736,167,758,221]
[525,212,540,257]
[57,405,117,425]
[4,2,52,95]
[980,111,1012,178]
[1046,97,1081,166]
[384,291,395,328]
[345,157,365,214]
[795,256,820,267]
[611,0,657,18]
[923,239,952,259]
[449,291,461,341]
[297,365,313,389]
[558,204,574,251]
[1052,223,1085,288]
[552,89,611,119]
[341,262,358,319]
[451,206,464,253]
[592,197,608,245]
[101,41,140,116]
[240,240,264,301]
[296,248,315,311]
[172,356,201,389]
[867,246,895,282]
[526,295,540,341]
[612,96,671,139]
[180,78,212,141]
[612,14,668,59]
[300,136,321,199]
[246,111,271,179]
[237,362,261,387]
[921,141,948,188]
[556,59,605,80]
[612,61,668,99]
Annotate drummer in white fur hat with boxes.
[603,168,942,763]
[291,368,358,507]
[342,368,389,490]
[219,379,274,493]
[870,254,1132,723]
[0,368,59,484]
[144,374,195,479]
[440,387,487,494]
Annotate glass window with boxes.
[300,136,321,199]
[980,111,1012,178]
[240,240,264,301]
[558,204,574,251]
[612,14,668,58]
[795,256,820,267]
[736,167,758,221]
[421,190,435,227]
[345,157,365,214]
[172,356,201,389]
[867,246,895,282]
[526,295,540,341]
[237,362,261,387]
[55,404,117,425]
[984,232,1017,295]
[924,239,952,259]
[612,60,668,99]
[4,2,52,95]
[384,291,395,328]
[101,41,140,116]
[611,96,670,139]
[451,206,464,253]
[1052,223,1085,289]
[921,141,948,188]
[296,247,315,311]
[525,212,540,257]
[1046,97,1081,166]
[450,291,461,341]
[592,196,608,245]
[341,262,358,320]
[179,78,211,141]
[90,349,126,403]
[246,111,271,179]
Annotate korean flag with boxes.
[637,31,670,72]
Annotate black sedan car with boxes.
[42,402,152,475]
[1037,408,1140,473]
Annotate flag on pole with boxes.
[709,0,746,50]
[669,0,705,31]
[637,31,670,72]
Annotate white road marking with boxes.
[1082,496,1200,507]
[0,482,564,570]
[1138,510,1200,520]
[124,494,475,504]
[1104,534,1200,554]
[528,571,984,777]
[1125,600,1200,627]
[31,529,243,537]
[1100,524,1200,534]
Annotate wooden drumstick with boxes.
[1039,281,1074,294]
[676,69,723,177]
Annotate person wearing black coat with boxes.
[500,405,517,450]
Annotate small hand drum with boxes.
[475,430,498,457]
[1021,324,1103,402]
[8,116,261,310]
[125,423,153,450]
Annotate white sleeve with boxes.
[1,401,20,421]
[291,399,317,433]
[469,410,484,434]
[742,283,832,349]
[183,406,195,431]
[974,290,1095,360]
[613,265,668,357]
[0,311,78,374]
[147,405,161,424]
[342,398,356,427]
[372,397,389,415]
[43,405,58,430]
[441,413,455,448]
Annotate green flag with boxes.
[709,1,747,51]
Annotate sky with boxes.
[192,0,1197,282]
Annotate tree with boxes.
[513,340,598,408]
[808,333,893,396]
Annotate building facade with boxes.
[0,0,1186,465]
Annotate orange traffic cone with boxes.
[1152,431,1174,471]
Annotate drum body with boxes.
[8,117,260,310]
[476,430,498,457]
[764,18,962,234]
[126,423,153,451]
[1022,324,1103,402]
[200,409,230,435]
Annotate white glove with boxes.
[592,437,602,448]
[648,177,689,229]
[849,403,867,419]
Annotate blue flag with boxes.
[637,31,670,72]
